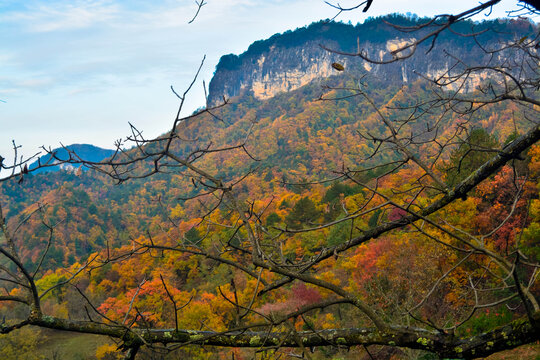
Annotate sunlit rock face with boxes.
[250,47,336,100]
[208,16,535,105]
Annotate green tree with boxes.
[446,128,499,186]
[285,197,321,229]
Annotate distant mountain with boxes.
[29,144,115,173]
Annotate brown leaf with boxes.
[332,62,345,71]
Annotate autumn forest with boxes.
[1,2,540,359]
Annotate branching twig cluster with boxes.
[0,1,539,359]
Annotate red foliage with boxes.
[475,166,533,251]
[388,207,407,222]
[258,282,322,315]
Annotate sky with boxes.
[0,0,526,165]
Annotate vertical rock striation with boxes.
[208,16,536,105]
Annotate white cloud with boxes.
[0,88,18,96]
[17,78,55,89]
[1,0,120,32]
[0,76,55,95]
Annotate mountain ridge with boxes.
[208,15,536,105]
[29,143,116,173]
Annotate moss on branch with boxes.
[18,311,538,359]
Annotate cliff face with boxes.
[208,16,535,105]
[209,40,345,103]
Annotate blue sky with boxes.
[0,0,524,164]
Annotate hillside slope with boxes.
[1,16,535,266]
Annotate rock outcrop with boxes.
[208,16,535,105]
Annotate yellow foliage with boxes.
[529,144,540,176]
[0,327,45,360]
[315,271,342,297]
[344,192,366,213]
[95,344,123,360]
[170,204,185,219]
[321,313,337,329]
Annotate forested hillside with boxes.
[2,77,531,270]
[0,13,539,360]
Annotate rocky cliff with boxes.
[208,16,535,105]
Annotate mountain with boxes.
[1,14,539,359]
[1,15,535,266]
[29,144,116,173]
[208,15,536,105]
